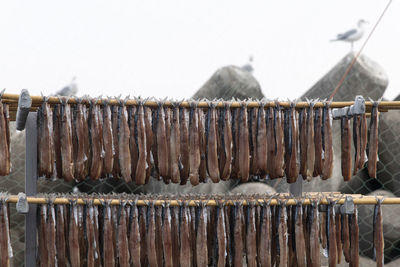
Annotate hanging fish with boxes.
[85,202,95,267]
[216,202,226,267]
[335,211,342,264]
[266,107,275,178]
[128,201,141,267]
[271,205,278,266]
[198,108,208,182]
[306,101,316,180]
[190,206,197,267]
[89,100,103,180]
[358,113,368,170]
[37,99,54,178]
[147,202,159,267]
[111,103,121,179]
[295,203,306,267]
[56,204,67,267]
[313,107,323,177]
[162,203,173,267]
[342,213,351,263]
[118,101,132,182]
[144,106,154,183]
[171,206,180,267]
[179,106,190,184]
[341,115,352,181]
[322,103,333,180]
[60,98,74,181]
[328,203,337,267]
[246,203,257,267]
[0,100,10,176]
[256,103,268,177]
[249,107,258,176]
[231,108,240,179]
[368,102,379,178]
[156,102,169,180]
[93,204,101,266]
[259,202,271,267]
[278,203,288,267]
[102,100,114,175]
[310,202,321,267]
[37,204,48,266]
[69,201,80,267]
[128,106,138,181]
[205,102,220,182]
[73,100,89,181]
[180,202,192,267]
[135,102,148,185]
[350,207,359,267]
[220,102,233,180]
[155,206,163,267]
[170,103,181,184]
[118,202,130,267]
[151,107,160,180]
[46,202,57,266]
[164,106,172,182]
[353,115,361,175]
[273,103,285,178]
[188,102,201,185]
[238,102,250,182]
[233,202,244,267]
[53,104,63,178]
[299,108,308,180]
[139,206,148,266]
[373,199,384,267]
[196,202,208,267]
[284,102,299,183]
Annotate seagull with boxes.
[54,76,78,96]
[331,19,368,50]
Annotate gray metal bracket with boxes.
[16,192,29,214]
[332,95,365,119]
[340,196,355,214]
[16,89,32,131]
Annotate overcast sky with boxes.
[0,0,399,100]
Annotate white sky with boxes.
[0,0,399,100]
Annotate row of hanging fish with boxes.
[0,94,11,177]
[34,193,384,267]
[37,97,379,184]
[340,101,379,181]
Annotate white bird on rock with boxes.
[331,19,368,50]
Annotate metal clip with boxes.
[340,196,354,214]
[332,95,365,119]
[16,192,29,214]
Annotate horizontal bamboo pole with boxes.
[4,195,396,206]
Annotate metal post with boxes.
[25,112,37,267]
[289,175,303,197]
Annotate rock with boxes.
[192,65,264,100]
[229,182,276,195]
[358,190,400,261]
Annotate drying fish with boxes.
[373,199,384,267]
[46,202,57,266]
[341,116,352,181]
[353,115,361,175]
[238,102,250,181]
[118,203,130,267]
[350,207,359,267]
[256,102,268,177]
[69,202,80,267]
[295,203,306,267]
[310,202,321,267]
[198,108,208,182]
[1,101,10,176]
[336,211,342,264]
[119,101,132,182]
[284,102,299,183]
[89,100,103,180]
[102,100,114,175]
[189,103,201,185]
[60,98,74,181]
[37,99,54,178]
[111,103,121,178]
[190,206,197,266]
[266,107,275,178]
[155,206,163,267]
[272,104,285,178]
[179,106,190,184]
[135,102,148,184]
[56,204,67,267]
[246,203,257,267]
[73,100,89,181]
[151,107,160,180]
[171,206,180,267]
[85,202,95,267]
[368,102,379,178]
[216,203,227,267]
[53,104,63,178]
[306,101,316,180]
[342,214,351,263]
[299,108,308,180]
[259,202,271,267]
[197,203,208,267]
[321,209,327,250]
[249,107,258,175]
[164,106,172,182]
[170,103,181,184]
[162,204,173,267]
[128,201,141,267]
[328,203,337,267]
[144,106,154,183]
[147,203,158,267]
[180,203,192,267]
[206,102,220,182]
[220,103,233,180]
[156,102,169,180]
[358,113,368,169]
[139,206,148,266]
[313,107,323,177]
[129,106,138,181]
[38,204,48,266]
[103,201,115,267]
[233,202,244,267]
[278,203,288,267]
[322,103,333,179]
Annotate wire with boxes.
[328,0,393,101]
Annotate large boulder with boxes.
[192,65,264,100]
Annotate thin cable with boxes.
[328,0,393,101]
